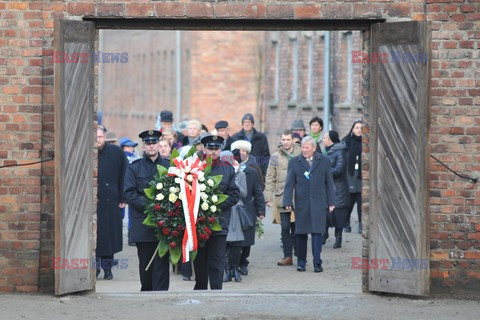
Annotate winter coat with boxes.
[97,143,128,256]
[232,128,270,176]
[283,153,335,235]
[264,143,302,224]
[326,142,350,208]
[123,153,170,243]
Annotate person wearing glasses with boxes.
[124,130,171,291]
[192,134,240,290]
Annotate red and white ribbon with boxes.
[168,153,206,262]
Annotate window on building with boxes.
[273,40,280,104]
[306,36,313,104]
[346,32,353,102]
[290,38,298,103]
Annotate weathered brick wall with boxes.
[0,0,478,295]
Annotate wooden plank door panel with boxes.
[54,20,95,295]
[369,21,431,296]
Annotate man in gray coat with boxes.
[283,136,336,273]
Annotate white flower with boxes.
[174,178,182,184]
[211,195,218,203]
[187,174,194,182]
[178,193,183,200]
[184,165,191,173]
[156,193,164,201]
[197,172,205,182]
[169,193,177,203]
[176,187,180,193]
[169,186,177,194]
[156,183,163,190]
[201,202,209,211]
[210,205,217,213]
[207,179,214,187]
[201,193,208,201]
[199,184,206,191]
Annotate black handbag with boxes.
[238,200,255,231]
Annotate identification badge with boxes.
[304,171,310,180]
[355,163,359,170]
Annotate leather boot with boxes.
[344,223,351,233]
[232,268,242,282]
[223,251,232,282]
[277,256,293,266]
[333,229,342,249]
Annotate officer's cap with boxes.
[201,134,224,149]
[139,130,162,143]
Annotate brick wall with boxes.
[0,0,478,295]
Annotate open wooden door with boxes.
[54,20,95,295]
[369,21,431,296]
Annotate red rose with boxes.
[198,217,205,223]
[203,226,210,233]
[168,211,174,217]
[157,221,164,227]
[208,217,215,223]
[172,230,179,237]
[177,225,184,231]
[154,204,162,211]
[175,200,181,208]
[206,229,212,235]
[169,242,176,248]
[162,228,170,235]
[199,234,207,240]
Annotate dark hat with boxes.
[105,131,117,142]
[241,113,255,124]
[329,130,340,144]
[291,119,306,130]
[215,120,229,129]
[160,110,173,123]
[119,137,138,148]
[139,130,162,143]
[200,134,224,149]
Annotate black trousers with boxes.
[239,246,251,267]
[96,255,113,271]
[296,233,323,267]
[136,242,170,291]
[193,235,226,290]
[347,192,362,225]
[280,211,295,258]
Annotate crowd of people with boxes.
[95,109,363,290]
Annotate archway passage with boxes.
[54,19,431,296]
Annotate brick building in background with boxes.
[0,0,478,296]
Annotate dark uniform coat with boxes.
[123,153,170,243]
[237,166,265,247]
[232,128,270,176]
[97,143,128,256]
[283,152,336,235]
[326,142,350,228]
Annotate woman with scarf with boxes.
[308,116,324,152]
[323,130,349,249]
[343,120,363,233]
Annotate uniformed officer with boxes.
[193,134,240,290]
[123,130,170,291]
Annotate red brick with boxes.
[155,3,183,17]
[67,2,95,16]
[451,14,465,22]
[443,4,459,12]
[467,233,480,240]
[245,4,266,18]
[461,5,476,12]
[215,3,245,18]
[323,4,353,18]
[126,3,154,17]
[294,5,322,19]
[464,252,480,259]
[266,5,294,19]
[185,3,213,18]
[7,2,28,10]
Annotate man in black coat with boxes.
[124,130,171,291]
[96,126,128,280]
[193,134,240,290]
[283,136,336,273]
[231,113,270,177]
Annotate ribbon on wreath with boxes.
[168,154,206,262]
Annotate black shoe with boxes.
[322,233,329,245]
[297,265,306,272]
[344,225,351,233]
[239,266,248,276]
[223,270,232,282]
[358,222,363,234]
[232,268,242,282]
[314,264,323,273]
[333,237,342,249]
[104,269,113,280]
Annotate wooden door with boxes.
[369,21,431,296]
[54,20,95,295]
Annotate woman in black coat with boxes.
[343,120,363,233]
[323,130,350,249]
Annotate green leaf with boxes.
[170,148,180,167]
[142,215,156,227]
[215,193,228,205]
[211,175,223,188]
[211,221,222,231]
[157,165,168,177]
[203,157,213,176]
[158,240,169,258]
[170,247,181,265]
[144,187,155,200]
[190,250,198,262]
[184,146,196,159]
